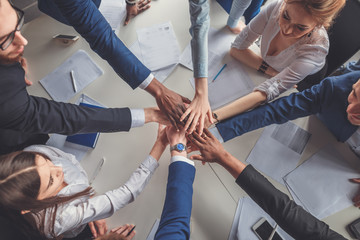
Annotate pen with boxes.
[127,225,136,237]
[212,63,227,82]
[70,70,77,92]
[268,224,278,240]
[89,157,105,185]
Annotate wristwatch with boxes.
[170,143,187,153]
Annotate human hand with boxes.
[188,128,226,163]
[20,58,32,86]
[89,219,108,238]
[180,78,213,135]
[96,224,135,240]
[181,91,213,135]
[166,125,187,146]
[124,0,151,25]
[155,88,191,130]
[150,124,169,160]
[144,107,171,125]
[350,178,360,207]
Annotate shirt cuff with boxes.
[227,16,239,29]
[138,73,154,90]
[143,155,160,172]
[170,155,194,166]
[209,126,224,143]
[130,109,145,128]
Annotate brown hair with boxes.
[285,0,346,29]
[0,151,94,238]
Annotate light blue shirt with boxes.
[189,0,210,78]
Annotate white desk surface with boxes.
[21,0,359,239]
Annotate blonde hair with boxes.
[285,0,346,29]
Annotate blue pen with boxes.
[212,63,227,82]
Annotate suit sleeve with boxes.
[0,95,132,134]
[216,78,334,142]
[38,0,151,89]
[236,165,346,240]
[155,161,196,240]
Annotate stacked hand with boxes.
[124,0,151,25]
[96,224,136,240]
[89,219,108,238]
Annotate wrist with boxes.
[144,108,156,123]
[145,78,164,98]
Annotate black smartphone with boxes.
[252,218,283,240]
[52,34,79,44]
[347,217,360,239]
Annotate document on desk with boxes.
[180,27,237,70]
[228,197,293,240]
[283,144,359,219]
[99,0,126,31]
[190,50,254,110]
[46,94,105,162]
[40,50,103,102]
[137,21,181,71]
[129,40,177,83]
[246,122,311,185]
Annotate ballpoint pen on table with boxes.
[212,63,227,82]
[70,70,77,92]
[89,157,105,185]
[268,224,278,240]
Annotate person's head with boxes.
[0,151,93,237]
[278,0,345,39]
[0,0,28,64]
[347,79,360,126]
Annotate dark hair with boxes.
[0,151,93,238]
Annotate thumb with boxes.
[182,95,191,104]
[350,178,360,183]
[124,13,131,25]
[190,154,204,161]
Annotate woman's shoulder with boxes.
[299,27,329,50]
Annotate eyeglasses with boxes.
[0,5,24,51]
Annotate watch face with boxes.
[176,143,185,151]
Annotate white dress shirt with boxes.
[232,0,329,102]
[24,145,159,238]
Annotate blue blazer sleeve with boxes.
[38,0,151,89]
[155,162,196,240]
[236,165,346,240]
[216,78,333,142]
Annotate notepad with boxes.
[40,50,103,102]
[65,102,103,148]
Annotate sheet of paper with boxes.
[179,43,193,70]
[46,94,105,162]
[129,40,177,83]
[246,122,311,185]
[137,21,180,71]
[190,51,254,110]
[146,219,160,240]
[228,197,293,240]
[284,145,359,219]
[99,0,126,30]
[40,50,103,102]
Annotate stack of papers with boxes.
[40,50,103,102]
[229,197,293,240]
[99,0,126,31]
[246,122,311,185]
[284,145,359,219]
[130,22,181,82]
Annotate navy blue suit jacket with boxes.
[38,0,151,89]
[155,161,196,240]
[217,71,360,142]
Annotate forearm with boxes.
[51,0,150,89]
[214,91,266,121]
[189,0,210,78]
[4,96,132,135]
[236,165,346,240]
[230,48,278,77]
[145,78,166,98]
[219,152,246,178]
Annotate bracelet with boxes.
[125,0,138,5]
[213,112,220,124]
[258,60,269,74]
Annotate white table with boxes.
[21,0,358,239]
